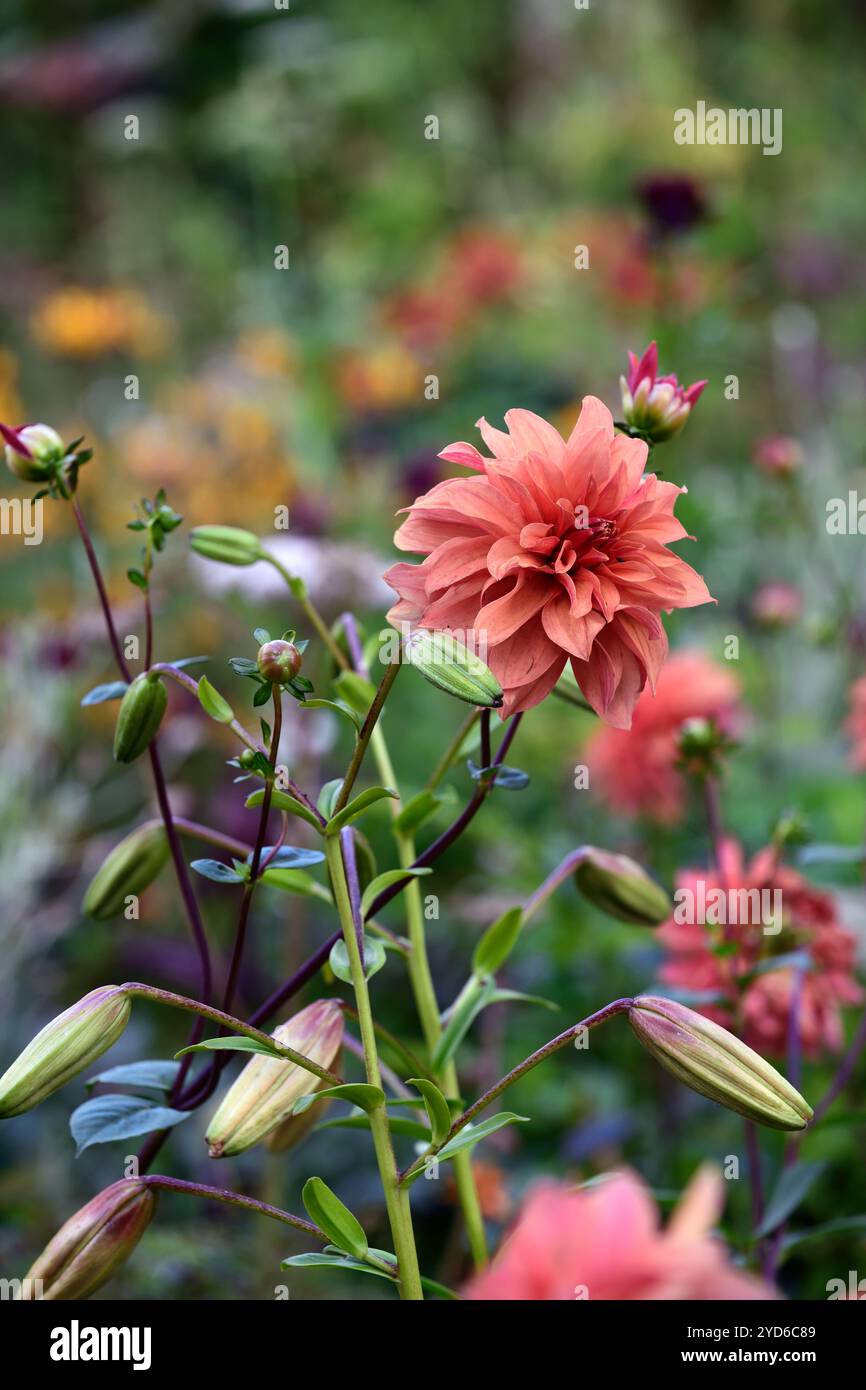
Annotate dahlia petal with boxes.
[438,440,487,470]
[422,535,492,590]
[502,408,566,463]
[476,571,551,644]
[498,652,567,718]
[541,592,602,661]
[476,415,516,459]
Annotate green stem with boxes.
[263,553,349,670]
[426,708,480,791]
[333,659,401,813]
[324,836,424,1301]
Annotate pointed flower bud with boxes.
[83,820,170,920]
[629,995,813,1131]
[620,342,707,443]
[0,986,131,1117]
[574,848,671,925]
[113,672,167,763]
[257,639,303,684]
[19,1179,155,1300]
[2,422,65,482]
[402,628,503,708]
[189,525,263,566]
[206,999,343,1158]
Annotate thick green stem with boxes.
[324,837,423,1301]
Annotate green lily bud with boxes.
[257,639,303,684]
[629,995,813,1131]
[113,673,167,763]
[403,629,503,708]
[0,986,131,1117]
[574,848,671,926]
[83,820,170,920]
[206,1000,343,1158]
[19,1179,155,1300]
[189,525,263,566]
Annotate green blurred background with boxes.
[1,0,865,1299]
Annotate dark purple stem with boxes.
[142,1175,325,1239]
[340,827,365,955]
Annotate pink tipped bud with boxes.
[629,995,813,1131]
[3,422,65,481]
[257,639,303,684]
[620,342,707,443]
[19,1179,155,1300]
[754,436,803,478]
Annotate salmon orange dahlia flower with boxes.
[385,397,713,724]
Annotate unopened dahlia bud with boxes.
[19,1179,155,1300]
[620,342,706,443]
[257,639,303,684]
[189,524,263,566]
[403,629,503,708]
[0,986,131,1117]
[113,672,167,763]
[83,820,170,920]
[629,995,813,1131]
[574,848,671,926]
[206,999,343,1158]
[2,422,65,482]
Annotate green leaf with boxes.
[175,1036,281,1060]
[253,683,272,707]
[467,760,530,790]
[328,936,387,984]
[85,1060,180,1094]
[333,669,377,716]
[252,845,325,870]
[253,627,271,644]
[431,976,495,1073]
[198,675,234,723]
[171,655,209,669]
[301,1177,368,1261]
[127,567,148,591]
[299,698,361,733]
[190,858,246,884]
[473,906,524,977]
[487,988,560,1012]
[80,681,128,706]
[246,787,323,834]
[261,868,333,903]
[70,1095,190,1155]
[434,1113,529,1164]
[317,1113,431,1140]
[407,1078,451,1147]
[360,867,432,919]
[392,790,446,835]
[317,778,344,818]
[326,786,399,835]
[281,1251,394,1284]
[229,656,258,676]
[779,1216,866,1262]
[755,1161,827,1239]
[293,1084,384,1116]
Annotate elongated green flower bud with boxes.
[189,525,262,566]
[629,995,813,1131]
[574,848,672,926]
[113,673,167,763]
[83,820,169,920]
[0,986,131,1117]
[403,629,503,708]
[18,1179,155,1300]
[206,1000,343,1158]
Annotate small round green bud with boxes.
[239,748,257,768]
[257,639,302,684]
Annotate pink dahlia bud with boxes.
[19,1179,155,1300]
[257,639,303,684]
[2,422,65,482]
[754,435,803,478]
[629,995,813,1131]
[619,341,707,443]
[751,582,802,629]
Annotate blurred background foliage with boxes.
[1,0,865,1299]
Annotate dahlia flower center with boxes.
[517,512,617,576]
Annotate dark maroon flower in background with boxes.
[636,174,707,237]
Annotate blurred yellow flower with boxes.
[30,287,170,358]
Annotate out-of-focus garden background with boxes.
[2,0,866,1299]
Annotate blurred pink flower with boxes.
[657,840,862,1058]
[846,675,866,771]
[751,582,802,628]
[620,341,707,442]
[587,651,741,823]
[385,397,712,724]
[754,436,803,478]
[464,1168,775,1300]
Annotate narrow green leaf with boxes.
[190,858,245,884]
[326,786,399,835]
[299,698,361,733]
[316,1113,431,1140]
[246,787,323,833]
[175,1037,281,1060]
[302,1177,368,1261]
[407,1078,451,1147]
[472,906,524,977]
[317,778,344,818]
[198,675,234,723]
[80,681,128,707]
[281,1252,394,1283]
[70,1095,190,1155]
[261,868,333,903]
[392,790,444,835]
[293,1084,384,1116]
[431,976,495,1073]
[360,867,432,919]
[755,1161,827,1238]
[86,1060,180,1094]
[328,936,387,984]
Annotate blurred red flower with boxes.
[657,840,862,1058]
[464,1168,775,1300]
[586,651,741,823]
[385,397,712,723]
